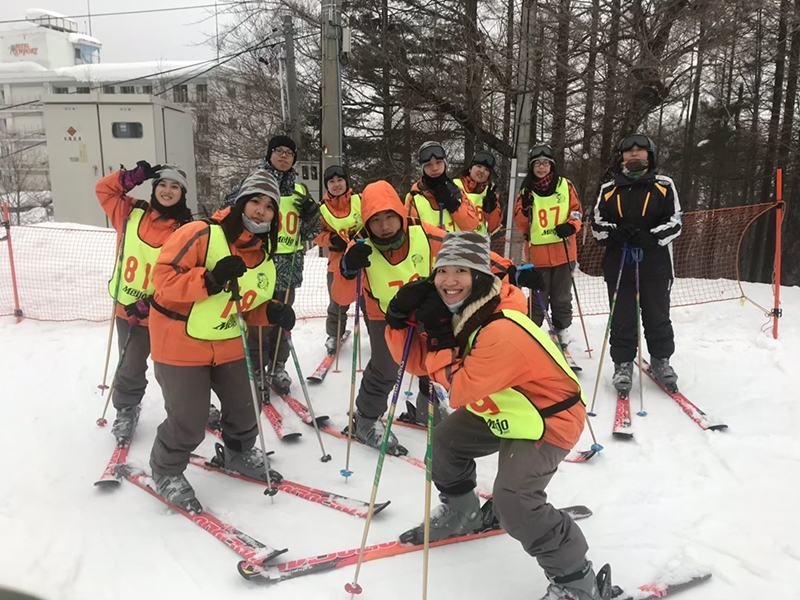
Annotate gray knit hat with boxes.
[153,164,188,191]
[222,169,280,209]
[433,231,493,277]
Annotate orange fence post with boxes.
[773,169,783,340]
[1,202,23,323]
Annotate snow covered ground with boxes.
[0,282,798,600]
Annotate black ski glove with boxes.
[520,191,533,217]
[205,255,247,295]
[507,264,546,291]
[386,278,435,330]
[629,228,658,249]
[418,292,457,351]
[294,194,320,220]
[329,233,348,253]
[342,242,372,277]
[432,179,462,214]
[482,184,498,215]
[124,297,151,322]
[608,222,637,246]
[267,300,296,331]
[555,222,576,239]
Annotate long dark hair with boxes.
[221,195,279,260]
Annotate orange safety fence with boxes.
[0,202,780,323]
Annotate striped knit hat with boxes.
[222,169,281,209]
[153,164,188,191]
[433,231,493,277]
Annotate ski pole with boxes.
[284,330,331,462]
[342,265,363,480]
[588,246,628,416]
[521,262,571,360]
[422,381,435,600]
[562,238,593,358]
[345,326,415,597]
[258,326,267,404]
[333,309,343,373]
[231,279,277,499]
[269,232,302,380]
[96,319,137,426]
[632,247,646,417]
[97,199,132,417]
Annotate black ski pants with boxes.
[112,317,150,410]
[608,275,675,364]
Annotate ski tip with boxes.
[612,432,635,440]
[306,377,322,384]
[93,478,122,489]
[281,432,303,441]
[373,500,392,515]
[709,424,729,431]
[314,415,330,426]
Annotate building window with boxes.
[76,87,90,94]
[196,83,208,103]
[141,85,153,94]
[173,85,189,103]
[111,122,143,138]
[74,48,81,61]
[197,114,208,134]
[53,87,69,94]
[301,166,309,179]
[120,86,135,94]
[103,86,115,94]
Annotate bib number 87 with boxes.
[537,206,561,228]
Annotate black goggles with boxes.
[419,145,446,164]
[324,165,347,182]
[528,145,554,161]
[618,134,652,153]
[472,151,495,171]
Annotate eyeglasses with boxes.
[273,148,295,157]
[533,160,552,168]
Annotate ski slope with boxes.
[0,282,797,600]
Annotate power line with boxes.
[0,3,261,25]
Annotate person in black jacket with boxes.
[591,134,682,396]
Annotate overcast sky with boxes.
[0,1,235,63]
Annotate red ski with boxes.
[188,453,390,519]
[94,444,132,487]
[612,394,634,439]
[270,385,329,427]
[307,330,352,383]
[117,463,288,565]
[262,401,302,440]
[641,361,727,431]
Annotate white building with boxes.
[0,9,211,219]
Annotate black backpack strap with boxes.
[538,393,582,418]
[150,298,188,322]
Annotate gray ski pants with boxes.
[356,318,430,419]
[326,271,350,338]
[432,408,588,576]
[529,262,574,331]
[150,360,258,475]
[112,317,150,410]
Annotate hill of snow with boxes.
[0,281,797,600]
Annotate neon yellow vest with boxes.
[186,224,276,340]
[453,178,489,235]
[464,309,585,440]
[529,177,570,246]
[412,193,460,233]
[364,224,433,314]
[276,183,308,254]
[108,206,163,305]
[320,193,362,240]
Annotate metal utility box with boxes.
[42,93,197,227]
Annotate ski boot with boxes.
[324,336,339,355]
[399,491,483,545]
[539,560,613,600]
[556,328,575,349]
[353,412,403,454]
[215,442,282,484]
[612,362,633,398]
[254,370,270,404]
[270,362,292,395]
[649,357,679,392]
[152,471,203,514]
[111,405,140,447]
[398,396,448,427]
[206,404,222,433]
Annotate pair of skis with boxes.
[613,360,728,439]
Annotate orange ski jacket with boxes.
[405,179,481,232]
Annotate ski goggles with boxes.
[419,144,446,164]
[471,150,495,171]
[528,144,555,162]
[618,134,653,153]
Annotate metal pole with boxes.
[283,15,301,149]
[321,0,343,172]
[773,168,783,340]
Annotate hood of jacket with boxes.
[360,180,408,234]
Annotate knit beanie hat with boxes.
[153,164,188,191]
[434,231,493,277]
[471,150,496,172]
[266,135,297,165]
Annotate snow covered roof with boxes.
[68,33,101,48]
[0,62,48,73]
[25,8,70,20]
[53,61,215,83]
[24,8,78,33]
